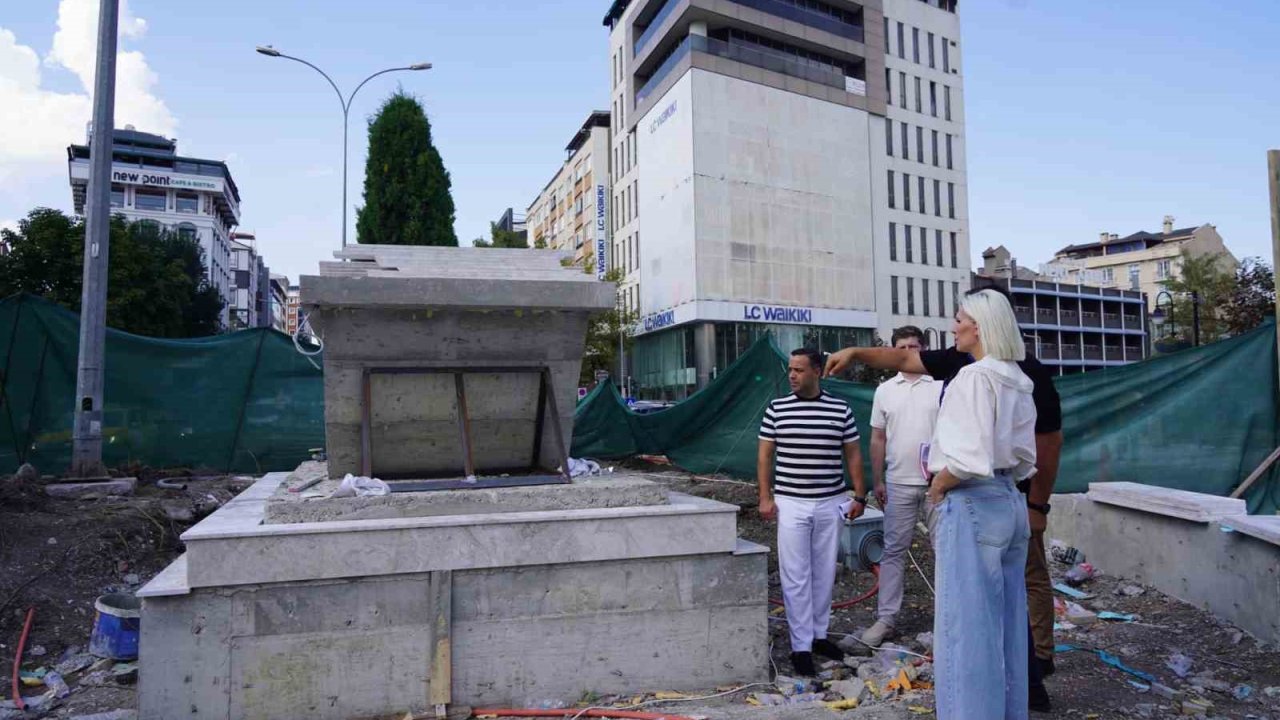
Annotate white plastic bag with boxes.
[328,473,390,498]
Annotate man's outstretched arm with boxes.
[824,346,928,377]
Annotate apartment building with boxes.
[526,111,613,270]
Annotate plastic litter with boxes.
[1128,680,1150,692]
[1166,652,1193,679]
[1097,650,1154,683]
[44,671,70,699]
[1048,540,1084,565]
[1232,684,1253,700]
[55,652,97,676]
[530,700,568,710]
[1119,584,1146,597]
[914,632,933,652]
[1098,611,1137,623]
[1063,562,1096,585]
[1054,598,1097,626]
[563,458,611,478]
[1052,582,1092,600]
[327,474,390,498]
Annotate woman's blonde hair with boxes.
[960,289,1026,361]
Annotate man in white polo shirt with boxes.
[861,326,942,648]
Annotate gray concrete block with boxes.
[139,590,233,719]
[45,477,136,499]
[265,474,669,524]
[1049,493,1280,645]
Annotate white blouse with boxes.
[927,356,1038,482]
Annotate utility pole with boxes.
[1269,150,1280,385]
[70,0,119,478]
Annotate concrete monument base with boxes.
[138,473,769,720]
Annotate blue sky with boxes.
[1,0,1278,285]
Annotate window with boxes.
[916,126,924,163]
[920,229,928,265]
[940,330,947,348]
[884,17,890,53]
[907,278,916,315]
[110,184,124,208]
[933,180,942,217]
[912,27,920,63]
[947,182,956,219]
[943,39,950,73]
[889,222,898,261]
[929,81,938,117]
[922,280,931,317]
[914,76,922,112]
[937,279,946,316]
[885,118,893,156]
[897,22,905,59]
[950,232,958,268]
[944,86,952,121]
[936,230,943,267]
[900,121,908,158]
[1128,264,1141,290]
[885,68,892,104]
[928,32,936,68]
[1156,259,1172,280]
[946,134,954,169]
[903,173,911,212]
[905,225,914,263]
[952,281,960,312]
[899,72,907,109]
[887,170,896,208]
[1102,267,1115,284]
[891,276,900,314]
[176,222,197,241]
[134,187,166,211]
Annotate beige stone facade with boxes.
[1050,219,1237,312]
[526,112,612,270]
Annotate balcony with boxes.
[638,34,854,105]
[728,0,864,43]
[634,0,683,57]
[1015,307,1033,324]
[1123,314,1142,329]
[1061,345,1081,361]
[1103,313,1122,329]
[1038,343,1059,360]
[1081,311,1102,328]
[1035,308,1057,324]
[1083,345,1103,361]
[1058,310,1080,326]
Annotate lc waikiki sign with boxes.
[742,304,814,323]
[595,184,607,279]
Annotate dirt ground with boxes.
[0,468,251,718]
[623,461,1280,720]
[3,462,1279,719]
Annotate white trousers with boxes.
[776,494,845,652]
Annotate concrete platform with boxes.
[1049,486,1280,645]
[178,474,738,588]
[139,473,769,719]
[265,472,669,524]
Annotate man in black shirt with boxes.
[824,290,1063,713]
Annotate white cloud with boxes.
[1,218,17,234]
[0,0,175,184]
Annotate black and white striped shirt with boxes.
[759,391,860,500]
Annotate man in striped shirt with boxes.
[758,348,867,677]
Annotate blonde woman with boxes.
[926,288,1037,720]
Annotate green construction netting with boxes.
[4,291,1278,514]
[574,322,1280,515]
[0,294,323,474]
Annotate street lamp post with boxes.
[256,47,431,249]
[1190,290,1202,347]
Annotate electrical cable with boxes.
[292,308,324,370]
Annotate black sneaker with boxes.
[1038,656,1056,677]
[812,638,845,662]
[1029,682,1051,713]
[790,651,816,677]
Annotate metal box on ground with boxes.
[839,506,885,573]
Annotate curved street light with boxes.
[255,46,432,249]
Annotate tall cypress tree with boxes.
[356,91,458,246]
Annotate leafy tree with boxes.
[1223,257,1275,337]
[473,222,528,249]
[356,91,457,246]
[842,332,894,385]
[0,208,223,337]
[580,267,637,386]
[1160,250,1234,343]
[533,236,548,250]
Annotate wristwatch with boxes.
[853,496,868,506]
[1027,500,1051,515]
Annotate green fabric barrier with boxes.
[0,294,323,474]
[573,323,1280,515]
[4,290,1277,514]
